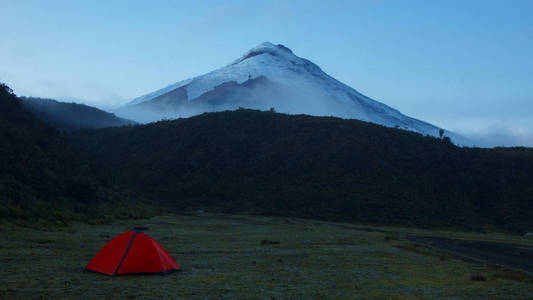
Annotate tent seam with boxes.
[113,231,139,275]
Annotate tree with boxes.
[1,82,13,95]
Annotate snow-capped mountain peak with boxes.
[117,42,469,145]
[232,42,297,64]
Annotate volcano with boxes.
[117,42,466,144]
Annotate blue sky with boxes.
[1,0,532,146]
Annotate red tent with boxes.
[85,231,181,275]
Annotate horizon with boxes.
[1,0,532,147]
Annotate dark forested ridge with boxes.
[21,96,135,131]
[70,109,533,232]
[2,80,532,232]
[0,84,151,226]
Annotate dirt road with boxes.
[408,235,533,274]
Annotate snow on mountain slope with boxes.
[127,78,193,106]
[118,42,469,145]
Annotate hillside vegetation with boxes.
[21,96,135,131]
[70,109,533,232]
[0,84,152,226]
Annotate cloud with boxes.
[459,124,533,148]
[424,113,533,148]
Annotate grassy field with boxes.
[1,214,532,299]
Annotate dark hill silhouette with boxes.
[70,109,533,232]
[0,84,149,226]
[3,80,532,232]
[21,96,135,131]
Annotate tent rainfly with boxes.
[85,231,181,275]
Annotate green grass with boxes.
[1,214,532,299]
